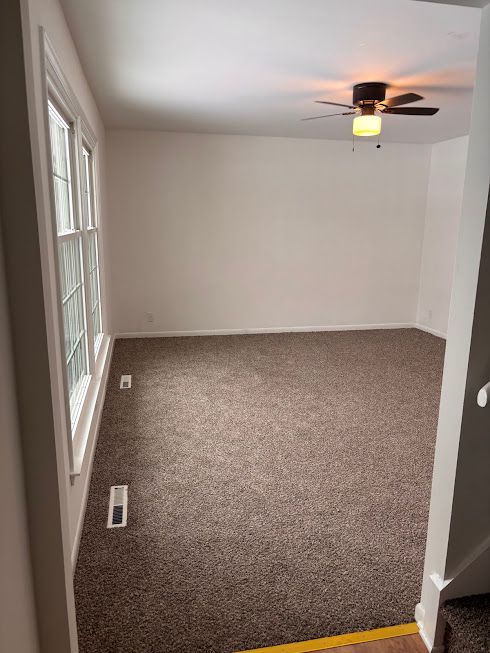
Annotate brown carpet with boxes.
[442,594,490,652]
[75,329,444,653]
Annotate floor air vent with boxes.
[107,485,128,528]
[120,374,132,389]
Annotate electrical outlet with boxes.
[428,309,433,322]
[145,312,154,323]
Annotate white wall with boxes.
[0,233,39,653]
[417,136,469,337]
[108,131,431,335]
[418,4,490,650]
[22,0,112,563]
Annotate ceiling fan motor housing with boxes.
[353,82,387,106]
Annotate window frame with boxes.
[42,32,108,481]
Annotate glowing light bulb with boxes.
[353,114,382,137]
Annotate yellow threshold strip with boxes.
[234,623,419,653]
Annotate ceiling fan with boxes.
[303,82,440,137]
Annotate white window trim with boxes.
[41,31,110,483]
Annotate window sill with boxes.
[70,333,113,484]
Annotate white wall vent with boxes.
[120,374,132,389]
[107,485,128,528]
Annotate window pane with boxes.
[48,105,74,234]
[88,231,102,343]
[58,237,89,411]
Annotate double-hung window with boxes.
[47,98,104,434]
[48,103,90,424]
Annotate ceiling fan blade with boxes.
[315,100,356,109]
[302,111,356,121]
[383,107,439,115]
[381,92,424,108]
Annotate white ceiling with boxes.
[60,0,481,143]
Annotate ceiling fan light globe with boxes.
[353,114,382,137]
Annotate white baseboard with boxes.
[71,336,115,570]
[414,323,447,340]
[415,602,425,625]
[116,322,416,339]
[418,624,445,653]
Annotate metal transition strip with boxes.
[234,623,419,653]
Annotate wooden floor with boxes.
[319,634,426,652]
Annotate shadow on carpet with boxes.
[75,329,444,653]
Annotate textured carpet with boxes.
[75,329,444,653]
[442,594,490,652]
